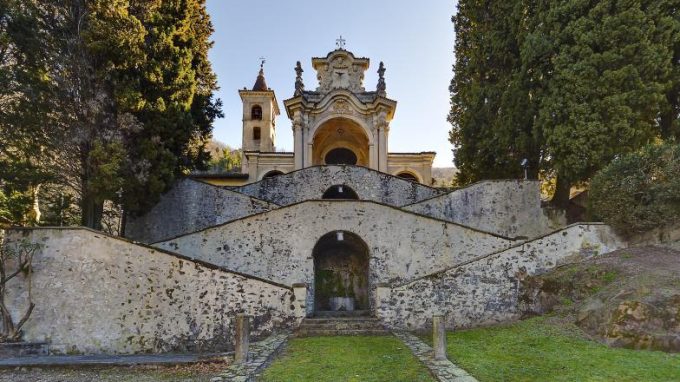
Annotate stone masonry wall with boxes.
[3,228,299,355]
[154,201,516,311]
[233,165,443,207]
[376,224,625,330]
[125,178,277,243]
[404,180,564,239]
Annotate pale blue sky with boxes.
[206,0,456,167]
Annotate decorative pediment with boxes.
[312,50,370,94]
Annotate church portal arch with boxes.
[322,185,359,200]
[311,117,370,166]
[312,231,369,312]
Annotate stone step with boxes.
[295,315,389,337]
[299,322,386,331]
[295,329,390,337]
[300,317,383,325]
[313,310,371,318]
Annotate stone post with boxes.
[374,283,391,320]
[292,283,310,319]
[433,315,447,361]
[235,314,250,364]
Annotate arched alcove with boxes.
[312,118,369,166]
[312,231,369,312]
[262,170,284,179]
[396,172,419,182]
[322,185,359,200]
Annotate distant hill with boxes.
[432,167,458,187]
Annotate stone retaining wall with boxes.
[376,224,625,329]
[154,200,516,311]
[125,178,277,243]
[2,228,300,355]
[404,180,564,239]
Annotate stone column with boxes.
[378,127,388,172]
[293,125,303,169]
[433,315,447,361]
[235,314,250,364]
[369,143,377,170]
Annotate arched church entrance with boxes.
[312,118,369,166]
[312,231,369,313]
[322,185,359,200]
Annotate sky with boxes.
[205,0,456,167]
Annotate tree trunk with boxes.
[551,174,571,210]
[80,193,103,230]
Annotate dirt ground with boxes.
[0,362,227,382]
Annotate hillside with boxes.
[521,246,680,352]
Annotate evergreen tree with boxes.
[526,0,671,206]
[0,0,221,230]
[449,0,541,184]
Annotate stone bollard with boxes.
[433,315,447,361]
[235,314,250,364]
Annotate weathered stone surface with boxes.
[404,180,564,239]
[378,224,625,329]
[154,200,515,311]
[522,246,680,352]
[125,178,277,243]
[3,228,298,355]
[232,165,442,207]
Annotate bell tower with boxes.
[239,61,280,167]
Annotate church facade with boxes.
[235,47,435,184]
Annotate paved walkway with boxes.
[392,331,478,382]
[0,352,228,368]
[213,331,290,382]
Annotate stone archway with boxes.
[312,231,369,313]
[311,118,370,166]
[322,185,359,200]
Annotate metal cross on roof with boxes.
[336,35,346,49]
[259,57,266,68]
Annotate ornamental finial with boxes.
[377,61,387,95]
[294,61,305,96]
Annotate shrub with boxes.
[589,143,680,236]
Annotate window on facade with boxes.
[253,126,261,140]
[251,105,263,120]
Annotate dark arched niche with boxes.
[313,231,369,312]
[322,185,359,200]
[262,170,284,179]
[324,148,358,165]
[397,172,419,182]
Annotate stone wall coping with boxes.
[4,227,294,292]
[230,164,445,192]
[151,199,519,245]
[401,179,543,208]
[180,177,281,207]
[391,222,613,289]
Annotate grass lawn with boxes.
[260,336,434,382]
[441,316,680,382]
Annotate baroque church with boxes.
[3,46,624,355]
[197,43,435,186]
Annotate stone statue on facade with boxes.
[377,61,387,96]
[294,61,305,96]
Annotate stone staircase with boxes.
[296,311,390,337]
